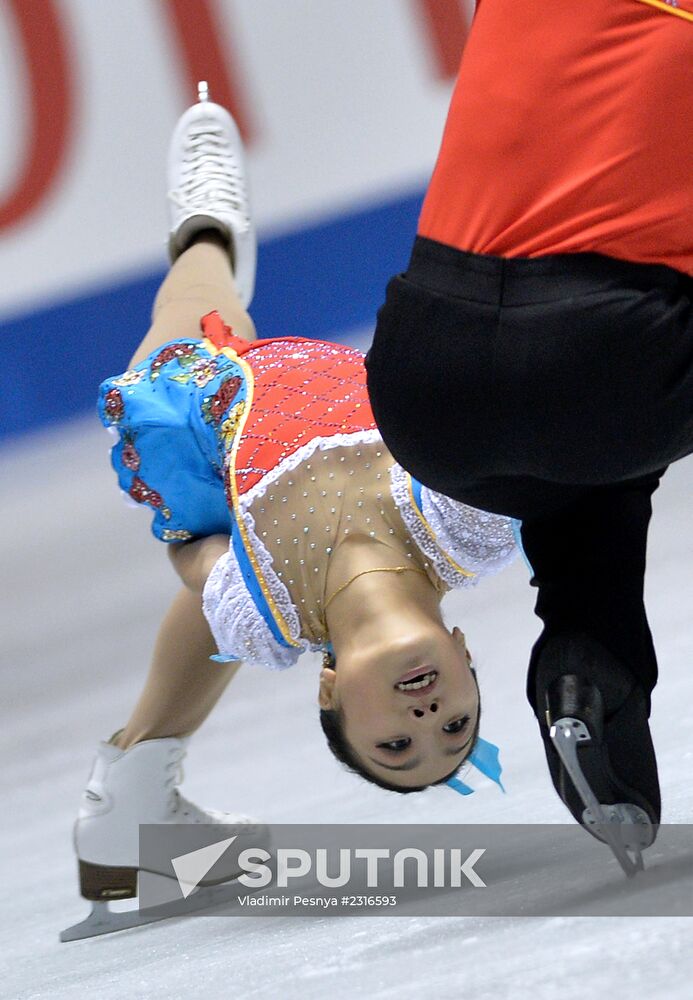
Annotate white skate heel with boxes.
[61,736,266,941]
[167,80,257,307]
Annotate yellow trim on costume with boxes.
[633,0,693,22]
[405,474,476,579]
[203,337,302,648]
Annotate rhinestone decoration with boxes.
[205,337,515,664]
[245,437,423,645]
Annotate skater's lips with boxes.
[394,667,438,697]
[396,664,437,685]
[397,677,438,698]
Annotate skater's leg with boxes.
[129,232,256,368]
[116,237,249,749]
[115,585,240,750]
[520,470,665,836]
[76,586,249,910]
[522,469,664,704]
[68,99,264,929]
[73,583,255,916]
[116,88,257,742]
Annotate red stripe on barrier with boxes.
[0,0,74,231]
[165,0,255,142]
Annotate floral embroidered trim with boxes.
[103,387,125,424]
[217,400,246,453]
[129,476,172,520]
[169,355,223,388]
[389,465,516,588]
[161,528,194,542]
[150,341,200,381]
[112,368,146,387]
[121,433,141,471]
[201,375,243,425]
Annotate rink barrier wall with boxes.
[0,187,423,442]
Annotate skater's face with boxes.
[319,626,480,788]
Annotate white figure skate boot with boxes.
[74,736,262,902]
[167,80,256,307]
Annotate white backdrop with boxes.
[0,0,473,316]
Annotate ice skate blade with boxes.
[60,876,249,942]
[550,718,649,879]
[582,804,654,853]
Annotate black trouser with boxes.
[367,237,693,704]
[520,470,663,713]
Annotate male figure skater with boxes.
[366,0,693,873]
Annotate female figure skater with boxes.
[74,87,514,906]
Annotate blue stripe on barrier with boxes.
[0,187,424,442]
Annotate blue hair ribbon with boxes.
[447,736,505,797]
[446,775,474,796]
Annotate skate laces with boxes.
[170,125,249,229]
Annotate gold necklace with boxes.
[323,566,427,611]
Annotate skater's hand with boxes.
[168,534,230,592]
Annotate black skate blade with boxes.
[60,876,247,942]
[550,717,650,879]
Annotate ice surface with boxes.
[1,417,692,1000]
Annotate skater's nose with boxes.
[409,700,439,719]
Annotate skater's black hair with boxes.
[319,652,481,793]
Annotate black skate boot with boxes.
[531,632,660,877]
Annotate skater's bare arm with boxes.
[169,534,230,592]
